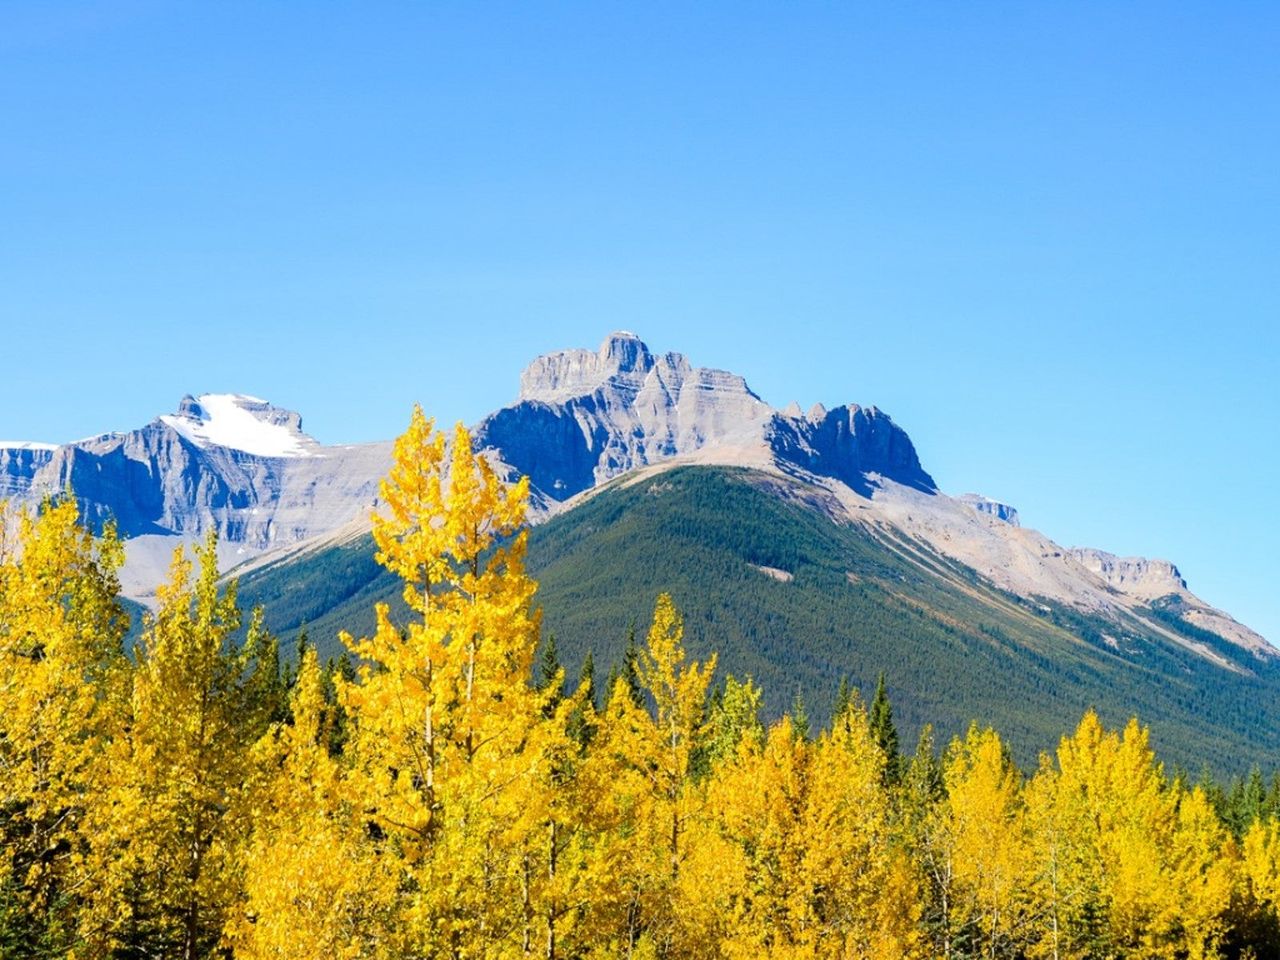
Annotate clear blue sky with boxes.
[2,3,1277,642]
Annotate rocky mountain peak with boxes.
[160,393,317,458]
[519,331,660,403]
[484,332,934,505]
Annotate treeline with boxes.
[3,410,1280,959]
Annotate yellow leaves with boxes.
[0,495,127,933]
[0,418,1270,960]
[1242,816,1280,912]
[941,725,1029,956]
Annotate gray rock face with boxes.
[1068,548,1188,598]
[767,403,935,496]
[481,331,933,504]
[482,332,777,502]
[958,494,1021,526]
[2,395,391,560]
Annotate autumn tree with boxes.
[339,409,552,958]
[0,497,128,952]
[227,647,394,959]
[78,533,274,959]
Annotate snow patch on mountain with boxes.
[159,394,319,458]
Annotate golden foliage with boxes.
[0,415,1263,960]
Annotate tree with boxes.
[339,410,550,957]
[79,533,273,959]
[227,648,394,959]
[537,633,565,705]
[942,725,1029,959]
[869,672,902,785]
[0,497,128,953]
[703,674,763,769]
[789,689,811,742]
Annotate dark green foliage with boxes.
[537,634,564,699]
[789,689,811,742]
[235,466,1280,774]
[832,675,853,726]
[577,650,596,710]
[567,651,597,747]
[869,672,902,785]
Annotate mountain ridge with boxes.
[0,333,1267,660]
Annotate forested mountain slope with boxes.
[236,465,1280,773]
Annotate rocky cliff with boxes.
[478,331,932,505]
[1,334,1270,661]
[0,395,391,596]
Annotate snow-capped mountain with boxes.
[1,333,1269,662]
[0,394,390,598]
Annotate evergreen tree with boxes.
[578,650,597,710]
[567,651,598,748]
[833,674,853,727]
[622,620,644,708]
[869,672,902,784]
[790,689,811,741]
[538,633,565,704]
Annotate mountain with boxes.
[470,332,1268,663]
[233,464,1280,773]
[0,393,390,600]
[477,330,934,509]
[4,332,1273,769]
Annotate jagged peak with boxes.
[516,332,758,406]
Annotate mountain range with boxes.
[2,332,1273,769]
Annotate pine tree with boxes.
[567,652,597,747]
[790,689,811,741]
[622,620,644,708]
[833,674,853,727]
[538,633,565,704]
[870,672,902,784]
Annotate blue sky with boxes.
[2,3,1277,642]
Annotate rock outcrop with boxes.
[480,331,932,504]
[1068,548,1188,599]
[957,494,1021,526]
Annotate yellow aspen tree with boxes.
[578,676,667,959]
[228,647,395,959]
[711,699,923,960]
[898,725,959,959]
[806,700,923,959]
[340,410,548,959]
[520,680,599,960]
[1238,816,1280,948]
[0,497,127,948]
[637,593,717,958]
[1159,785,1234,960]
[1024,711,1222,960]
[710,716,812,959]
[943,725,1030,960]
[77,534,267,960]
